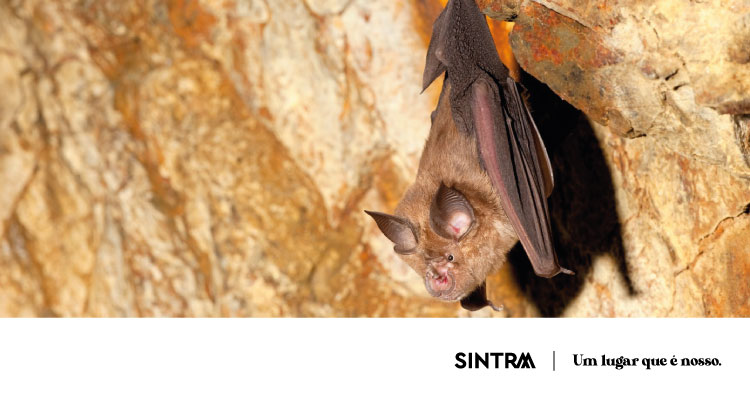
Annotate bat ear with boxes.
[364,211,418,254]
[429,183,475,241]
[422,11,448,91]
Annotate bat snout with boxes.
[424,269,456,299]
[433,263,450,277]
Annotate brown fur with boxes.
[389,83,518,302]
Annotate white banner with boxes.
[0,319,746,399]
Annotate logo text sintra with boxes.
[455,352,536,369]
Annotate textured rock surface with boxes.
[481,0,750,316]
[0,0,747,317]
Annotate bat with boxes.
[365,0,573,311]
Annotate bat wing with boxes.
[460,281,502,311]
[424,0,571,278]
[473,77,572,277]
[422,10,447,92]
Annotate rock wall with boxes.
[478,0,750,316]
[0,0,747,316]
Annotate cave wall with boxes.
[0,0,747,316]
[478,0,750,316]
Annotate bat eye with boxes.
[447,254,454,262]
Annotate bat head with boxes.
[365,182,516,304]
[364,76,518,309]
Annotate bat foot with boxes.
[487,300,504,312]
[560,267,575,276]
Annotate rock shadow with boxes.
[507,71,635,317]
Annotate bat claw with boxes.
[487,301,503,312]
[560,267,575,276]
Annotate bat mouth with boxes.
[424,270,456,299]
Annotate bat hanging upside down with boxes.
[365,0,573,311]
